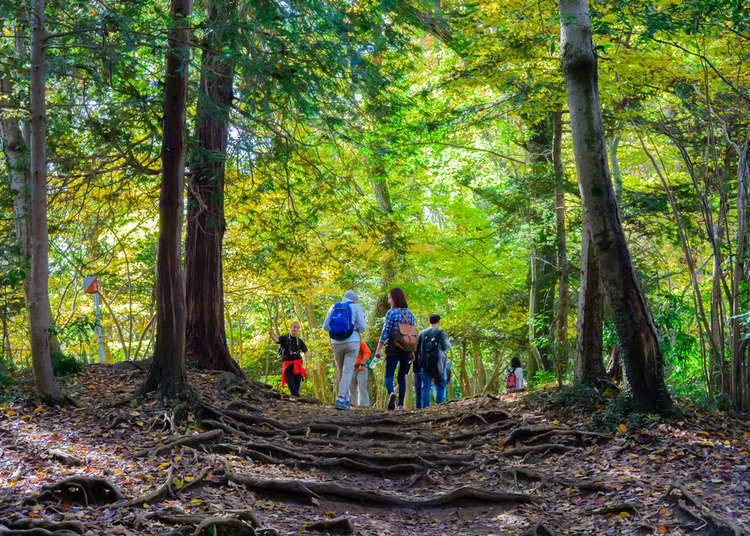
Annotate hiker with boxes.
[350,340,375,407]
[415,314,451,408]
[374,288,417,410]
[432,361,451,402]
[268,321,308,397]
[505,356,524,392]
[322,290,367,410]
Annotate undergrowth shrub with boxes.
[52,352,84,377]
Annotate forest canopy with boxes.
[1,0,749,411]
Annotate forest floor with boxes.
[0,364,749,536]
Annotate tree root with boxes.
[190,516,255,536]
[501,425,610,446]
[133,429,223,458]
[114,466,173,507]
[0,518,85,536]
[222,461,538,509]
[589,503,640,516]
[213,442,428,475]
[665,484,747,536]
[146,507,259,528]
[48,449,84,467]
[31,476,124,506]
[500,443,578,457]
[307,516,354,533]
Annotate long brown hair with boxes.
[388,287,408,309]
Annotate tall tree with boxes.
[27,0,64,405]
[184,0,242,376]
[141,0,193,398]
[558,0,672,411]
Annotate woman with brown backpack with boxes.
[374,288,417,410]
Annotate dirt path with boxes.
[0,364,748,535]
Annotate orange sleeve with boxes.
[360,341,371,360]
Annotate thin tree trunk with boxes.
[608,135,622,204]
[558,0,673,412]
[141,0,193,398]
[184,0,242,377]
[471,336,486,393]
[730,129,750,411]
[28,0,63,405]
[458,339,471,397]
[553,111,568,385]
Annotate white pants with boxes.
[333,341,359,400]
[350,369,370,407]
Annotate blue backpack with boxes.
[328,302,354,340]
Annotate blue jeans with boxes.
[419,371,445,407]
[385,354,411,406]
[431,370,447,401]
[414,372,424,408]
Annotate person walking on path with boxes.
[323,290,367,410]
[505,356,524,392]
[374,288,417,410]
[415,314,451,408]
[269,321,308,397]
[350,341,375,407]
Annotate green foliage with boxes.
[530,369,555,388]
[51,352,84,377]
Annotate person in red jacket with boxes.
[269,321,308,396]
[350,341,374,407]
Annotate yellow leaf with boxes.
[617,424,627,434]
[190,499,201,504]
[617,511,630,519]
[184,475,194,482]
[174,478,184,489]
[657,526,668,533]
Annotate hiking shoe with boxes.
[334,398,349,410]
[387,393,397,410]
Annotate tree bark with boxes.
[553,111,568,385]
[1,18,63,364]
[558,0,673,412]
[28,0,63,405]
[184,0,242,377]
[574,214,605,384]
[141,0,193,398]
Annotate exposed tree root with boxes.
[47,449,84,467]
[115,466,173,507]
[146,507,260,528]
[589,503,640,516]
[0,518,85,536]
[666,484,747,536]
[190,516,255,536]
[31,476,124,506]
[213,443,428,475]
[499,444,578,457]
[222,461,538,509]
[307,516,354,533]
[501,425,610,446]
[133,429,223,458]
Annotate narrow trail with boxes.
[0,364,748,535]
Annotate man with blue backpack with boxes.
[322,290,367,410]
[415,314,451,408]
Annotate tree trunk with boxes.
[553,111,568,385]
[558,0,673,412]
[458,339,471,397]
[471,336,486,394]
[141,0,193,398]
[1,19,63,364]
[28,0,63,405]
[574,215,605,384]
[730,129,750,411]
[184,0,242,377]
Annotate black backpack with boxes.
[420,333,442,375]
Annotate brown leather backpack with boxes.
[393,311,418,352]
